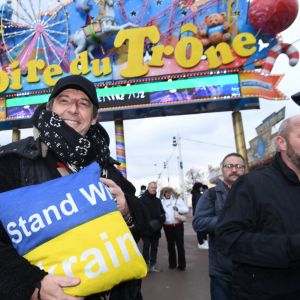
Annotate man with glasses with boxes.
[216,115,300,300]
[193,153,246,300]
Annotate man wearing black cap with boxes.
[0,75,147,300]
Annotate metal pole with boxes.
[114,118,127,177]
[167,161,170,185]
[12,128,20,142]
[232,111,249,169]
[176,134,187,204]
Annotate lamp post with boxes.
[163,160,170,185]
[154,163,162,191]
[232,111,249,170]
[173,134,187,204]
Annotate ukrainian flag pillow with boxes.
[0,162,147,296]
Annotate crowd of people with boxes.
[193,114,300,300]
[0,74,299,300]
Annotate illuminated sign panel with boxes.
[5,73,241,121]
[98,74,241,109]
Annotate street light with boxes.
[172,134,187,204]
[172,136,177,147]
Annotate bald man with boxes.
[216,115,300,300]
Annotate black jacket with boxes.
[140,191,165,238]
[193,179,232,282]
[216,153,300,299]
[0,137,147,300]
[191,190,201,216]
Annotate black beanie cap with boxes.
[49,75,99,108]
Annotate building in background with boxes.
[247,107,285,170]
[207,107,286,182]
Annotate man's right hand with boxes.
[31,274,84,300]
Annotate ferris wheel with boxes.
[0,0,70,71]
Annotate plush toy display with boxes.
[199,12,231,47]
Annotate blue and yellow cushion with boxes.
[0,162,147,296]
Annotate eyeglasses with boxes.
[223,164,245,170]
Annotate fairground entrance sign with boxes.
[0,0,298,177]
[0,0,298,129]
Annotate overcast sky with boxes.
[0,12,299,194]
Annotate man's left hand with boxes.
[101,178,129,216]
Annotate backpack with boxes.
[208,187,218,216]
[208,187,217,202]
[196,187,217,236]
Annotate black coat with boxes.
[216,153,300,299]
[193,179,232,282]
[191,190,201,216]
[0,137,147,300]
[140,191,165,238]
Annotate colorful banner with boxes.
[240,71,287,100]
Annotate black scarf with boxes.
[144,190,157,199]
[32,104,110,171]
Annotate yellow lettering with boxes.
[91,57,112,76]
[43,65,63,86]
[233,33,257,57]
[180,23,198,35]
[9,61,22,90]
[205,42,234,69]
[148,45,173,67]
[175,36,203,68]
[0,69,9,93]
[70,51,90,75]
[0,28,258,94]
[26,60,45,83]
[114,26,160,78]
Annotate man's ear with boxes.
[275,135,287,151]
[91,116,97,125]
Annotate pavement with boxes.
[139,211,210,300]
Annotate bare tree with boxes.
[185,168,206,192]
